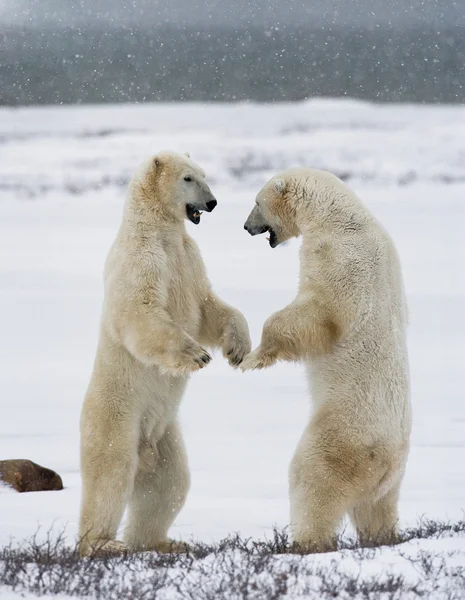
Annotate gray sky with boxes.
[1,0,463,28]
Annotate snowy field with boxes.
[0,100,465,598]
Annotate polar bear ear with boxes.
[184,152,191,158]
[274,178,286,194]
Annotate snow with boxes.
[1,534,464,599]
[0,100,464,594]
[0,480,14,492]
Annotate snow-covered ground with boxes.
[0,100,464,596]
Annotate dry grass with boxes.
[1,518,464,599]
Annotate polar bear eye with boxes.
[184,176,192,182]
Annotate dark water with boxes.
[1,25,464,105]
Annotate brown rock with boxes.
[0,459,63,492]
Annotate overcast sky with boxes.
[1,0,463,28]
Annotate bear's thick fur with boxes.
[243,168,411,552]
[79,151,251,557]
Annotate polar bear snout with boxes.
[244,205,269,235]
[185,195,217,224]
[244,207,280,247]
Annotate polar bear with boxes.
[242,168,411,552]
[79,151,251,557]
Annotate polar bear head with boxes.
[244,167,365,248]
[128,151,217,225]
[243,168,304,248]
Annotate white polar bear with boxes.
[79,151,251,557]
[242,168,411,552]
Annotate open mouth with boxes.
[186,204,203,225]
[265,227,278,248]
[244,223,279,248]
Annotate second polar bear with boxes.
[242,168,411,552]
[79,151,251,557]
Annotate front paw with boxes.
[223,323,252,367]
[161,339,211,375]
[240,347,277,371]
[179,339,212,372]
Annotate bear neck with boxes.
[123,211,186,238]
[123,188,186,236]
[296,189,371,237]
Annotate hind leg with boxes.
[124,420,190,552]
[79,400,138,557]
[350,481,401,546]
[289,429,355,553]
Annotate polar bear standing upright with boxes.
[242,168,411,552]
[79,151,251,557]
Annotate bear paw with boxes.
[240,348,277,371]
[179,340,211,372]
[290,538,338,555]
[160,339,212,376]
[80,539,129,558]
[154,539,191,554]
[223,329,252,368]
